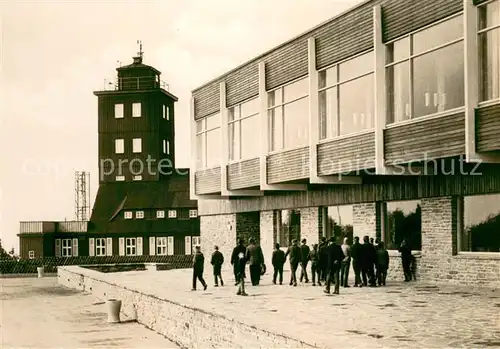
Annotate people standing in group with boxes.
[235,245,248,296]
[230,238,246,286]
[299,238,310,283]
[245,237,265,286]
[210,245,224,287]
[285,239,301,287]
[398,239,413,282]
[375,241,389,286]
[361,235,377,287]
[271,243,285,285]
[191,245,208,291]
[324,237,345,295]
[309,244,321,286]
[318,236,329,283]
[340,237,351,288]
[351,236,362,287]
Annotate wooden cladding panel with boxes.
[476,103,500,152]
[227,158,260,190]
[195,167,221,194]
[267,147,309,184]
[382,0,462,42]
[384,112,465,164]
[226,63,259,108]
[315,3,374,70]
[317,131,376,175]
[197,165,500,215]
[265,39,309,91]
[193,81,220,120]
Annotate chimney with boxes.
[133,56,142,64]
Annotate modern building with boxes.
[190,0,500,288]
[18,51,200,259]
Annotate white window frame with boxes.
[384,13,465,124]
[163,140,170,155]
[189,209,198,218]
[228,97,260,162]
[267,77,309,153]
[61,239,72,257]
[477,0,500,104]
[132,138,142,153]
[157,210,165,219]
[156,237,168,255]
[136,211,144,219]
[116,175,125,181]
[192,236,201,249]
[124,211,133,219]
[132,102,141,117]
[318,50,375,140]
[115,139,124,154]
[95,238,106,256]
[125,238,137,256]
[133,175,142,181]
[28,250,35,259]
[195,112,221,169]
[168,210,177,218]
[163,105,170,120]
[114,103,124,119]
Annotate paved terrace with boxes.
[59,267,500,348]
[0,276,180,348]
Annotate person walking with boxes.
[309,244,321,286]
[235,246,248,296]
[351,236,362,287]
[272,243,285,285]
[299,238,310,283]
[230,238,246,285]
[340,237,351,287]
[192,245,207,291]
[361,235,377,287]
[318,236,328,283]
[324,237,345,295]
[376,241,389,286]
[398,239,412,282]
[210,245,224,287]
[285,239,301,287]
[245,237,265,286]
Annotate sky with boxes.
[0,0,363,253]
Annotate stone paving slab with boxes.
[95,268,500,348]
[0,276,180,348]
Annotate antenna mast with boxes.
[137,40,143,59]
[75,171,91,221]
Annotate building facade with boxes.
[18,53,201,259]
[190,0,500,288]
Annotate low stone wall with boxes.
[57,266,316,349]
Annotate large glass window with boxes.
[383,200,422,250]
[125,238,136,256]
[386,15,464,123]
[95,238,106,256]
[478,0,500,102]
[322,205,354,242]
[268,78,309,151]
[62,239,72,257]
[460,193,500,253]
[274,209,301,248]
[228,98,260,161]
[195,113,221,168]
[318,51,374,139]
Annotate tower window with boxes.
[132,175,142,181]
[168,210,177,218]
[115,104,124,118]
[157,210,165,218]
[189,210,198,218]
[116,175,125,181]
[132,103,141,117]
[115,139,124,154]
[136,211,144,219]
[124,211,133,219]
[132,138,142,153]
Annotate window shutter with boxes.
[149,236,156,256]
[55,239,61,257]
[89,238,95,257]
[167,236,174,255]
[106,238,113,256]
[185,236,192,255]
[119,237,125,256]
[137,237,143,256]
[72,238,79,257]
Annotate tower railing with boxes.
[101,76,170,91]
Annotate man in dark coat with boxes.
[192,245,207,291]
[324,237,345,294]
[350,236,362,287]
[285,239,301,286]
[376,241,390,286]
[309,244,321,286]
[361,235,377,287]
[299,238,310,283]
[210,245,224,287]
[318,236,328,282]
[398,239,412,282]
[272,243,285,285]
[231,238,246,285]
[245,237,265,286]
